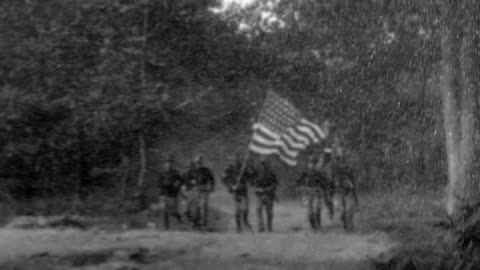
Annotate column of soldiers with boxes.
[155,154,215,230]
[222,155,278,232]
[150,145,356,232]
[296,146,358,232]
[150,152,279,232]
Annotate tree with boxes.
[0,0,276,202]
[440,0,480,218]
[212,0,442,189]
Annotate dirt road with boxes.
[0,191,396,269]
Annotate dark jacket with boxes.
[183,166,198,191]
[334,163,355,190]
[188,166,215,192]
[253,163,278,195]
[158,169,184,197]
[318,160,335,189]
[222,162,256,196]
[296,169,324,189]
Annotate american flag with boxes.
[248,91,327,166]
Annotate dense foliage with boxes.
[0,0,448,202]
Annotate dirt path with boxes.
[0,192,396,269]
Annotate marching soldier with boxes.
[296,155,325,232]
[222,153,256,232]
[253,158,278,232]
[158,154,184,230]
[183,161,201,228]
[317,149,335,220]
[333,145,358,231]
[189,155,215,230]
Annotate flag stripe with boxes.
[281,133,307,150]
[297,125,319,143]
[300,119,326,139]
[253,123,280,140]
[252,132,276,147]
[252,124,303,155]
[283,131,307,147]
[249,90,326,167]
[249,142,277,155]
[277,137,300,157]
[286,128,310,145]
[249,140,298,163]
[249,137,299,160]
[292,126,314,144]
[278,155,297,166]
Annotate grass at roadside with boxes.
[356,186,451,269]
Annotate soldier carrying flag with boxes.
[234,90,330,232]
[222,153,256,232]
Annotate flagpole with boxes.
[234,144,251,187]
[234,90,271,187]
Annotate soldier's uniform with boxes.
[158,155,184,230]
[222,154,256,232]
[317,149,335,220]
[253,159,278,232]
[183,161,201,228]
[333,146,358,231]
[296,155,326,231]
[188,155,215,230]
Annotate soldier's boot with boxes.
[256,207,265,232]
[242,210,253,232]
[340,197,353,232]
[325,196,334,220]
[172,212,183,224]
[315,210,322,232]
[328,203,334,220]
[345,199,355,232]
[346,212,354,232]
[201,203,209,230]
[266,209,273,232]
[206,206,210,228]
[163,212,170,230]
[192,207,201,230]
[185,209,193,222]
[340,199,346,230]
[341,211,348,231]
[235,211,243,233]
[340,203,351,231]
[308,214,317,232]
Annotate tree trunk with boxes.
[359,111,371,189]
[136,4,149,188]
[417,67,428,180]
[119,154,130,198]
[442,0,480,218]
[137,135,146,187]
[441,0,462,217]
[140,5,149,88]
[458,0,478,204]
